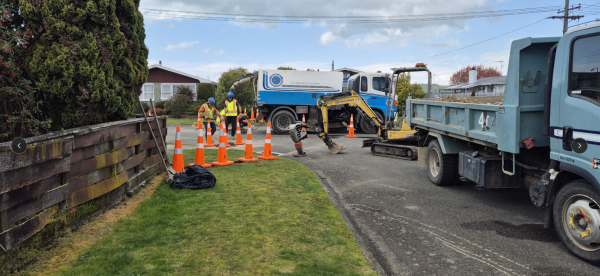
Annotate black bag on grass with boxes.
[170,165,216,190]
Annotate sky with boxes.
[140,0,600,85]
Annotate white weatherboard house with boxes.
[140,62,216,102]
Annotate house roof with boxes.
[333,67,363,74]
[148,64,217,85]
[443,76,506,90]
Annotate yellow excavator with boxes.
[289,64,432,160]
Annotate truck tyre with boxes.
[553,180,600,265]
[271,110,296,134]
[359,111,383,134]
[426,140,457,186]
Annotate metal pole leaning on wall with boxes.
[138,99,171,177]
[150,99,169,165]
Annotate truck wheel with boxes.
[271,110,296,134]
[553,180,600,265]
[426,140,457,186]
[359,112,383,134]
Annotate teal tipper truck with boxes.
[406,23,600,265]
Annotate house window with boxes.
[161,83,198,100]
[140,84,154,100]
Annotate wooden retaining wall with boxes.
[0,117,167,252]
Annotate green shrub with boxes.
[197,83,215,101]
[175,84,194,102]
[154,101,166,109]
[18,0,149,130]
[134,101,150,115]
[165,94,190,118]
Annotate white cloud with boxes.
[161,41,199,51]
[204,48,229,56]
[319,32,338,45]
[140,0,489,48]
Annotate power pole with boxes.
[548,1,583,34]
[496,61,504,74]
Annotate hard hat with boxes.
[227,92,234,98]
[208,97,215,105]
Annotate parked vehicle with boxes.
[406,23,600,264]
[256,69,396,134]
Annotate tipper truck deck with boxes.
[407,24,600,265]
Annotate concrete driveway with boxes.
[167,124,600,275]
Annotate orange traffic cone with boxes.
[211,124,234,167]
[204,119,217,147]
[244,107,247,115]
[250,109,255,121]
[234,117,245,146]
[188,123,211,168]
[239,122,258,163]
[173,126,184,172]
[258,122,277,160]
[346,114,357,138]
[302,114,309,138]
[195,111,202,129]
[221,121,232,147]
[147,109,152,116]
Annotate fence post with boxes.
[0,172,6,232]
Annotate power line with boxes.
[141,6,562,24]
[365,18,547,70]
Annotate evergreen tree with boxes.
[17,0,149,129]
[216,67,254,110]
[395,73,426,109]
[196,83,215,102]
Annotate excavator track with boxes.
[370,142,418,160]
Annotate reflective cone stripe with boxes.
[302,114,309,138]
[204,119,216,147]
[250,109,255,121]
[239,122,258,162]
[234,117,245,145]
[173,126,185,172]
[189,123,211,168]
[196,111,202,129]
[221,121,231,147]
[211,123,234,166]
[258,122,277,160]
[346,114,357,138]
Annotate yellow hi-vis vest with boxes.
[200,103,215,123]
[225,99,238,116]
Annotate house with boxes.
[140,61,217,102]
[439,68,506,97]
[333,67,362,92]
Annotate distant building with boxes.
[334,67,362,92]
[439,68,506,97]
[439,76,506,96]
[140,62,216,102]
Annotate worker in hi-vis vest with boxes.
[198,97,223,138]
[224,91,243,137]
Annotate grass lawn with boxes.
[54,149,375,276]
[166,117,197,126]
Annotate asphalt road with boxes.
[167,124,600,276]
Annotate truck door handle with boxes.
[562,126,573,151]
[371,97,377,99]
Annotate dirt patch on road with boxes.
[18,176,164,276]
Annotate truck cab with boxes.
[347,72,397,133]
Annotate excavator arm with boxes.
[289,90,386,154]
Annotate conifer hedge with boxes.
[16,0,149,129]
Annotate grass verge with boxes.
[52,149,375,275]
[166,117,197,126]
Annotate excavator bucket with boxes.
[321,133,346,154]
